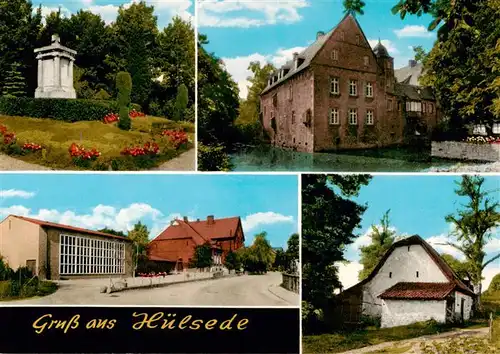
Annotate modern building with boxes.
[260,13,441,152]
[0,215,134,280]
[148,216,245,271]
[335,235,475,328]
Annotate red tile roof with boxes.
[343,235,475,297]
[380,282,456,300]
[11,215,130,241]
[152,216,242,245]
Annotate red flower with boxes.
[22,143,42,151]
[161,130,188,149]
[3,132,16,145]
[121,141,160,157]
[0,125,7,135]
[69,143,100,160]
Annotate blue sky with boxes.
[337,175,500,290]
[0,174,298,248]
[198,0,437,98]
[32,0,193,29]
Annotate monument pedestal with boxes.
[34,34,77,99]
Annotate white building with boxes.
[338,235,475,328]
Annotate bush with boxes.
[197,143,232,171]
[116,72,132,131]
[0,96,141,122]
[0,280,11,298]
[174,84,189,121]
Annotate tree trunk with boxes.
[473,282,482,314]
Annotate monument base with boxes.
[35,88,77,99]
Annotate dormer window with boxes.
[332,49,339,61]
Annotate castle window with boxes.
[292,110,296,125]
[348,109,357,125]
[366,109,374,125]
[329,108,339,125]
[473,124,487,136]
[332,49,339,61]
[349,80,357,96]
[340,31,345,41]
[272,93,278,107]
[330,77,339,94]
[416,271,419,278]
[389,272,392,278]
[365,82,373,97]
[356,35,360,45]
[364,56,369,66]
[429,103,434,113]
[387,99,393,111]
[386,61,392,69]
[493,123,500,134]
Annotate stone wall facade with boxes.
[281,272,299,294]
[381,299,446,328]
[431,141,500,162]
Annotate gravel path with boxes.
[153,148,196,171]
[339,327,490,354]
[0,153,52,170]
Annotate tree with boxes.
[98,228,126,237]
[0,0,42,96]
[127,221,150,275]
[197,33,239,147]
[302,174,371,313]
[224,251,241,273]
[273,249,288,271]
[239,232,274,274]
[173,84,189,121]
[444,175,500,308]
[108,2,158,109]
[190,242,213,270]
[116,71,132,130]
[393,0,500,131]
[441,253,470,280]
[2,62,26,97]
[486,273,500,294]
[412,45,428,64]
[343,0,366,16]
[358,210,397,281]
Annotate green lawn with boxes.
[0,115,194,170]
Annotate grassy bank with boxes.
[0,115,194,170]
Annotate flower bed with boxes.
[129,109,146,119]
[121,142,160,157]
[103,109,146,124]
[161,130,188,149]
[22,143,42,152]
[69,143,101,167]
[464,136,500,144]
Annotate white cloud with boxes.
[426,234,465,260]
[242,211,294,232]
[337,261,363,290]
[198,0,309,28]
[222,46,306,98]
[368,39,400,55]
[0,190,36,199]
[0,203,181,240]
[394,25,433,38]
[36,5,72,23]
[81,0,93,5]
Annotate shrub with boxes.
[0,96,140,122]
[174,84,189,121]
[0,280,11,298]
[197,143,232,171]
[116,72,132,131]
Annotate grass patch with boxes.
[302,320,487,354]
[0,280,58,301]
[0,115,194,170]
[366,344,413,353]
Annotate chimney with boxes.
[317,31,325,40]
[409,59,417,68]
[197,218,200,222]
[293,52,299,69]
[207,215,215,225]
[183,216,188,222]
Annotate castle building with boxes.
[260,13,441,153]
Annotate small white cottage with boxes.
[339,235,475,328]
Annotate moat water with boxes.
[230,145,471,172]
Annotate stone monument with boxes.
[34,34,77,99]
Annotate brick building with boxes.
[0,215,134,280]
[260,13,440,152]
[148,216,244,271]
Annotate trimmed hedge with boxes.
[0,96,141,122]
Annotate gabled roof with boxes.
[344,235,475,297]
[151,216,242,246]
[9,215,130,241]
[380,282,459,300]
[395,83,435,101]
[261,13,378,95]
[395,62,424,86]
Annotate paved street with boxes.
[6,272,299,307]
